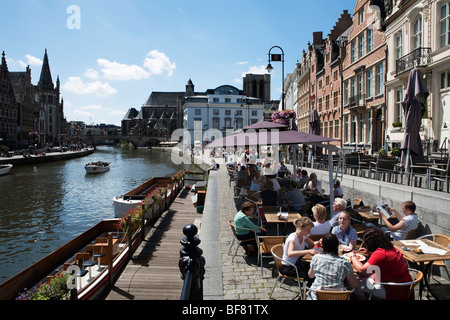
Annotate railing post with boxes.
[179,224,205,300]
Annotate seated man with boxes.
[280,180,306,213]
[260,180,279,207]
[380,201,419,240]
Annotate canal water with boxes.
[0,146,197,284]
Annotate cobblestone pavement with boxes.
[215,168,300,300]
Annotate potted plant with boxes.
[391,147,400,157]
[392,122,402,131]
[378,148,387,157]
[17,274,71,300]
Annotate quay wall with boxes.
[0,148,95,166]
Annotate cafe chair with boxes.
[305,287,352,300]
[415,234,450,281]
[270,244,306,300]
[258,236,286,279]
[368,268,423,300]
[227,220,257,262]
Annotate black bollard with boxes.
[179,224,205,300]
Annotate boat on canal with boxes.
[0,170,186,300]
[85,161,110,174]
[0,164,12,176]
[0,219,141,300]
[113,176,177,218]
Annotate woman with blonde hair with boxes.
[310,204,331,235]
[281,217,317,285]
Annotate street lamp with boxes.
[266,46,285,111]
[240,95,250,126]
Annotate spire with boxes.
[38,49,54,90]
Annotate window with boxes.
[334,120,339,139]
[366,69,373,98]
[333,91,338,108]
[344,81,349,105]
[213,98,219,103]
[440,70,450,89]
[413,15,423,50]
[351,115,357,143]
[358,8,365,25]
[367,28,373,52]
[351,41,357,62]
[225,110,231,116]
[213,118,220,129]
[375,64,384,96]
[195,109,201,116]
[359,34,365,58]
[440,2,450,48]
[395,31,403,60]
[225,98,231,103]
[359,113,365,143]
[395,87,403,124]
[367,111,372,143]
[213,109,219,115]
[251,110,257,116]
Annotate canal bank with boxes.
[0,148,95,166]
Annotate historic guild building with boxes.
[0,49,65,150]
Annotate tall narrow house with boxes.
[0,51,18,150]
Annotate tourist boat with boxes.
[0,164,13,176]
[0,219,142,300]
[85,161,110,174]
[112,176,175,219]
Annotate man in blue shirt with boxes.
[280,180,306,213]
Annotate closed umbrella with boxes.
[401,69,429,171]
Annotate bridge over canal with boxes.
[81,134,170,148]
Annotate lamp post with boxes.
[266,46,285,111]
[240,95,250,126]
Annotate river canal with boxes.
[0,146,197,284]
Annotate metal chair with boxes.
[415,234,450,281]
[258,236,286,279]
[270,244,306,300]
[429,158,450,192]
[368,268,423,300]
[227,220,257,262]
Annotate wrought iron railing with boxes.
[348,93,365,108]
[396,47,431,76]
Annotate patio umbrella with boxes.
[205,123,339,216]
[401,69,429,171]
[308,109,321,161]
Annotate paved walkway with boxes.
[201,167,299,300]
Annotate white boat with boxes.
[85,162,110,174]
[0,164,13,176]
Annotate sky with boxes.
[1,0,357,126]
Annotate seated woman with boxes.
[310,204,331,235]
[331,211,357,250]
[282,217,317,286]
[350,228,413,300]
[233,201,266,255]
[308,233,358,299]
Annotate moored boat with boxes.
[0,219,141,300]
[85,161,110,174]
[113,177,176,219]
[0,164,12,176]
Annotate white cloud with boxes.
[62,77,117,97]
[97,59,150,81]
[237,61,249,65]
[143,50,176,77]
[241,65,269,77]
[84,68,99,80]
[25,54,42,66]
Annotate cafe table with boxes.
[264,211,301,235]
[354,207,383,224]
[393,239,450,300]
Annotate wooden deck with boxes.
[105,187,201,300]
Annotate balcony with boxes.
[347,93,365,110]
[396,47,431,76]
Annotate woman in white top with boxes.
[281,217,317,285]
[310,204,331,235]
